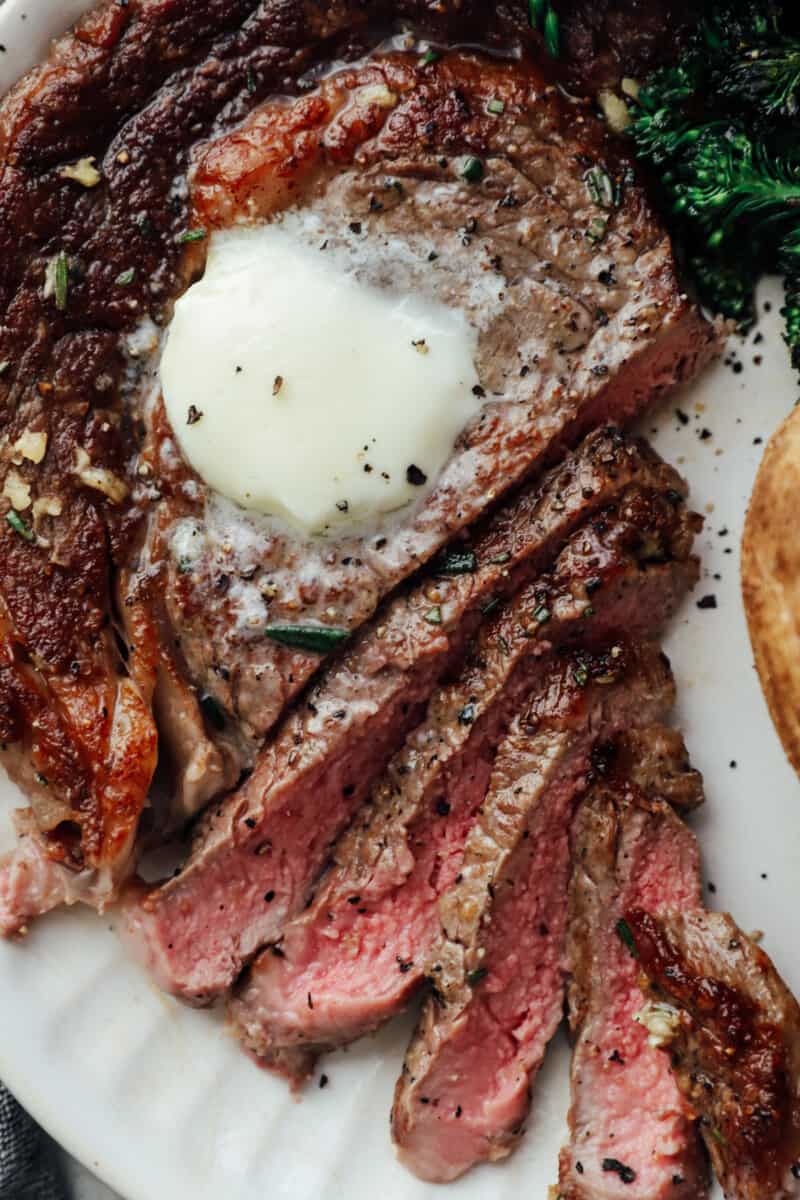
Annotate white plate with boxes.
[1,5,799,1198]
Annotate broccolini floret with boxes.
[628,0,800,366]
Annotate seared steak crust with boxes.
[0,0,315,892]
[558,736,708,1199]
[391,643,675,1182]
[627,909,800,1200]
[124,430,694,1001]
[228,474,700,1072]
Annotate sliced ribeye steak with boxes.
[0,0,718,925]
[558,733,709,1199]
[124,430,697,1001]
[627,908,800,1200]
[229,473,699,1075]
[391,642,675,1182]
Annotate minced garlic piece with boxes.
[635,1001,681,1048]
[357,84,397,108]
[32,495,63,520]
[621,77,641,101]
[74,447,129,504]
[42,258,58,301]
[58,157,102,188]
[598,89,631,134]
[3,469,31,511]
[11,430,47,465]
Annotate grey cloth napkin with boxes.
[0,1087,65,1200]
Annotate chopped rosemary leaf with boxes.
[487,97,505,116]
[460,156,485,183]
[544,6,560,58]
[709,1127,728,1147]
[420,49,440,66]
[54,251,69,312]
[467,967,488,987]
[424,605,443,625]
[116,267,136,286]
[528,0,547,27]
[534,605,551,625]
[246,67,256,95]
[615,918,638,957]
[529,0,559,57]
[573,663,589,687]
[6,510,34,541]
[264,623,349,653]
[0,361,9,377]
[176,228,207,244]
[585,165,616,209]
[434,548,477,576]
[586,217,608,245]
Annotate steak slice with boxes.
[626,909,800,1200]
[123,428,687,999]
[391,643,676,1182]
[229,480,699,1073]
[558,734,709,1199]
[137,44,719,766]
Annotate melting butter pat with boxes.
[160,223,483,534]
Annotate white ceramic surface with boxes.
[1,5,799,1199]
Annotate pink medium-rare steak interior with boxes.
[558,739,708,1198]
[229,480,700,1070]
[392,744,585,1184]
[123,429,694,1002]
[391,642,676,1182]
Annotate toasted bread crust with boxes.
[742,405,800,776]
